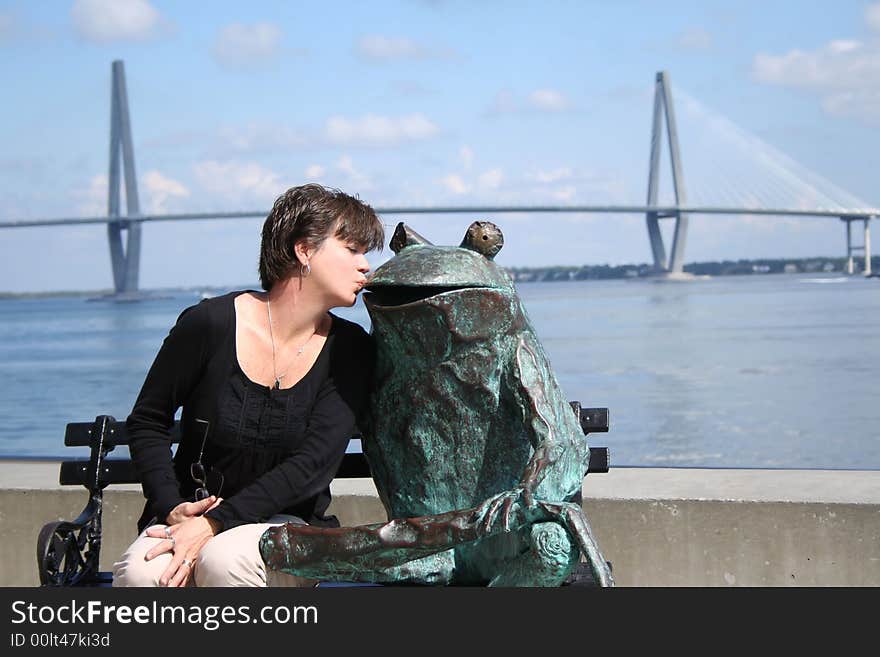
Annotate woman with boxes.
[112,184,384,587]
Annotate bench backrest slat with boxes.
[59,459,138,486]
[64,407,609,448]
[59,452,373,486]
[64,421,182,448]
[58,447,609,486]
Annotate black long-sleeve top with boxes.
[126,290,373,534]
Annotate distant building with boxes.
[783,263,798,274]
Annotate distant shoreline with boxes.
[507,255,878,283]
[2,255,877,298]
[0,284,255,301]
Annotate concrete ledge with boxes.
[5,463,878,587]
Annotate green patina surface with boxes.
[260,221,613,586]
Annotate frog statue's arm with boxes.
[477,331,564,532]
[515,335,561,494]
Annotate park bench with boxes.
[36,402,610,587]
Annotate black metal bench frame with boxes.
[36,402,610,587]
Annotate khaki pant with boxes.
[112,515,316,587]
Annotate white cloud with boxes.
[491,89,573,113]
[355,35,455,61]
[192,160,282,203]
[439,174,470,195]
[828,39,862,54]
[218,122,308,152]
[551,186,576,202]
[325,113,439,146]
[459,145,474,171]
[489,89,517,114]
[70,0,163,43]
[391,80,431,96]
[430,164,606,204]
[71,170,188,216]
[528,89,571,111]
[478,168,504,190]
[213,22,282,70]
[867,3,880,32]
[356,35,422,59]
[676,28,712,51]
[304,164,326,180]
[336,155,372,191]
[516,166,630,205]
[820,89,880,121]
[751,9,880,124]
[753,38,880,122]
[73,174,108,215]
[529,167,574,184]
[143,170,189,213]
[185,115,434,156]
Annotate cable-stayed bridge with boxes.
[1,63,876,297]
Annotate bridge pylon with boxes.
[840,215,873,276]
[645,71,690,276]
[105,60,142,297]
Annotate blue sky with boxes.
[2,1,879,292]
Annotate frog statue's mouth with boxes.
[363,221,511,309]
[363,284,490,308]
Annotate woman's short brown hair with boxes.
[258,184,384,290]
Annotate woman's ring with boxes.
[182,559,192,568]
[169,536,176,550]
[164,526,172,539]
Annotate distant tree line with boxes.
[506,256,880,282]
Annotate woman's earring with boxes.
[301,263,311,278]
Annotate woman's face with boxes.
[305,233,371,307]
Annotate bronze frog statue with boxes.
[260,221,613,587]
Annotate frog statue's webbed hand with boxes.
[475,486,528,534]
[475,441,560,534]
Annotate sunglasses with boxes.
[192,419,224,502]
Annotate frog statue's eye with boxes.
[390,222,433,254]
[459,221,503,260]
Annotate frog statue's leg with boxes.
[461,495,613,586]
[260,506,485,584]
[478,331,615,587]
[459,522,580,587]
[258,491,591,585]
[260,495,610,586]
[535,501,615,587]
[259,498,571,585]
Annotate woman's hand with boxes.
[145,514,222,587]
[164,495,221,526]
[145,497,223,587]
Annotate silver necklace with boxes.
[266,298,316,390]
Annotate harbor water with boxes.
[1,273,877,469]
